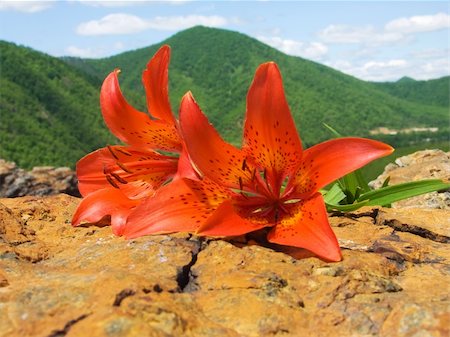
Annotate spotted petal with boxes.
[243,62,303,192]
[72,188,139,236]
[77,145,178,199]
[267,193,342,262]
[288,137,394,197]
[142,45,176,124]
[100,70,181,152]
[179,92,255,190]
[197,200,271,237]
[123,178,231,239]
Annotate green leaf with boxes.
[323,123,342,138]
[353,170,371,193]
[323,123,371,200]
[358,179,450,206]
[326,200,370,212]
[322,183,346,204]
[339,172,368,203]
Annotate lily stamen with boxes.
[105,175,120,189]
[107,145,119,160]
[110,172,128,184]
[114,148,133,157]
[116,161,134,174]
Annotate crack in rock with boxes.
[113,288,136,306]
[47,313,90,337]
[333,208,449,243]
[330,209,379,222]
[378,219,449,243]
[176,237,204,293]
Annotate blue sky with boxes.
[0,0,449,81]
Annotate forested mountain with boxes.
[372,76,449,108]
[0,41,115,168]
[1,26,448,169]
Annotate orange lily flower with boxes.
[122,62,393,261]
[72,45,191,235]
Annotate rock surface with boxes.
[0,159,79,197]
[370,150,450,209]
[0,195,448,337]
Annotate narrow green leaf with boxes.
[354,169,370,193]
[323,123,342,138]
[323,123,370,198]
[381,176,390,188]
[326,200,369,212]
[322,183,346,204]
[358,179,450,206]
[339,173,364,203]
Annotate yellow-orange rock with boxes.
[0,194,449,337]
[370,149,450,209]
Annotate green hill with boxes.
[0,41,115,168]
[372,76,449,108]
[65,26,448,145]
[1,26,449,169]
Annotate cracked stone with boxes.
[370,149,450,210]
[376,208,450,242]
[0,192,449,337]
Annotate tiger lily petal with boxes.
[142,45,176,124]
[123,177,232,238]
[72,188,140,236]
[100,71,181,153]
[178,62,393,261]
[72,45,188,231]
[287,137,395,196]
[76,145,179,199]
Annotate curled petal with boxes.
[179,92,254,189]
[243,62,303,191]
[123,178,231,239]
[142,45,176,123]
[72,188,140,236]
[288,137,394,196]
[174,145,201,181]
[267,193,342,262]
[76,145,178,199]
[100,70,181,152]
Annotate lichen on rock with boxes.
[0,151,449,336]
[0,192,448,337]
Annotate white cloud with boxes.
[76,13,228,35]
[77,13,151,35]
[72,0,191,7]
[327,57,449,82]
[65,46,103,58]
[318,24,375,44]
[326,59,408,81]
[385,12,450,34]
[0,0,54,13]
[145,14,227,31]
[363,59,408,72]
[65,42,125,58]
[316,12,450,81]
[258,36,328,61]
[412,48,449,59]
[319,12,449,47]
[73,0,142,7]
[113,41,125,50]
[318,24,406,45]
[418,57,450,80]
[166,0,192,5]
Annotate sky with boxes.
[0,0,449,82]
